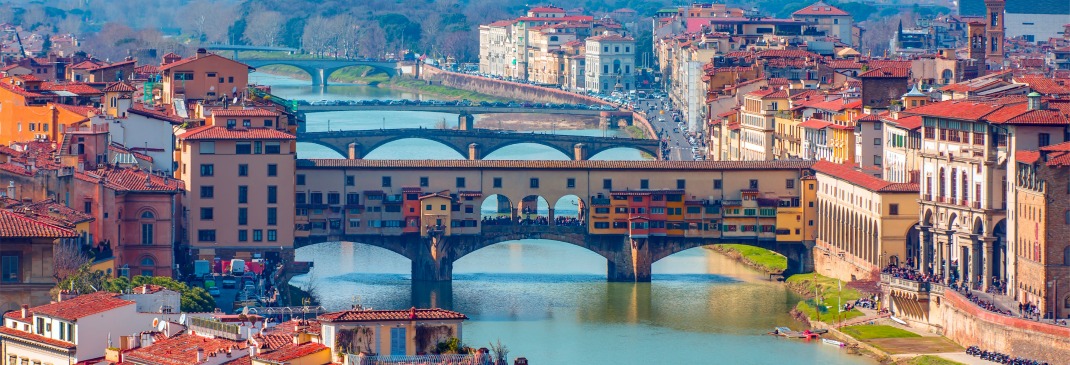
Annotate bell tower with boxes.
[983,0,1004,66]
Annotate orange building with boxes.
[0,75,99,146]
[159,49,252,104]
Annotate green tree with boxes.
[53,265,217,312]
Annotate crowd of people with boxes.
[966,346,1049,365]
[882,264,944,283]
[963,289,1014,315]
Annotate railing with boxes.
[248,86,299,114]
[62,124,108,133]
[881,274,931,293]
[188,316,242,340]
[348,354,500,365]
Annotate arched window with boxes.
[141,211,154,219]
[1065,210,1070,225]
[939,168,946,197]
[140,256,155,266]
[1064,246,1070,266]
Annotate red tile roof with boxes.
[123,332,248,365]
[793,1,850,16]
[75,168,184,192]
[0,326,76,350]
[1039,141,1070,152]
[0,80,49,98]
[128,103,185,124]
[179,125,295,141]
[298,159,817,171]
[0,209,78,238]
[799,118,833,129]
[55,103,99,117]
[69,60,104,70]
[41,82,103,95]
[254,342,329,362]
[906,100,1004,121]
[159,53,252,72]
[1016,150,1041,164]
[985,103,1069,125]
[1046,152,1070,167]
[755,49,821,59]
[889,115,923,130]
[529,6,565,13]
[103,82,136,93]
[30,292,133,320]
[19,199,94,227]
[858,67,910,78]
[211,108,280,118]
[319,308,468,323]
[813,160,919,193]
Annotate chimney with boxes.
[20,304,28,318]
[196,48,207,59]
[196,347,204,363]
[1027,92,1043,110]
[141,284,148,294]
[7,181,15,199]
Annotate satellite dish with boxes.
[157,320,166,332]
[152,318,160,328]
[178,314,187,325]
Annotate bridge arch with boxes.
[588,145,660,160]
[250,62,320,82]
[481,141,575,160]
[361,136,471,159]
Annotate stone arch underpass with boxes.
[294,228,813,282]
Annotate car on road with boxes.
[221,278,237,288]
[208,287,221,296]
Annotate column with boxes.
[956,244,965,286]
[982,237,995,292]
[919,227,931,274]
[972,238,983,289]
[548,208,555,224]
[940,234,951,284]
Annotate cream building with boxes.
[585,33,636,94]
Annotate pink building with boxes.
[176,125,296,261]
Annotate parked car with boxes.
[208,287,221,296]
[221,278,237,288]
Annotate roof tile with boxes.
[813,160,919,193]
[29,292,133,320]
[0,209,78,238]
[319,308,468,322]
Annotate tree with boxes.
[358,23,387,59]
[243,11,284,47]
[54,265,217,312]
[52,240,89,281]
[181,0,236,45]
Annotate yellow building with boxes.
[420,192,454,236]
[813,160,920,282]
[320,308,468,357]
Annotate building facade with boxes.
[584,33,636,94]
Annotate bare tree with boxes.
[53,240,89,282]
[301,16,336,56]
[243,11,284,47]
[358,23,387,59]
[182,0,237,44]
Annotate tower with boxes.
[983,0,1004,66]
[967,21,985,61]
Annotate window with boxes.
[714,179,722,189]
[749,179,759,189]
[253,230,262,241]
[1039,133,1051,147]
[2,254,20,282]
[420,177,429,187]
[235,143,252,154]
[199,164,214,176]
[197,230,216,242]
[199,142,215,154]
[493,177,502,188]
[200,186,214,198]
[175,72,194,80]
[264,119,273,127]
[390,327,407,356]
[238,230,247,241]
[268,186,278,204]
[567,178,575,188]
[382,176,392,187]
[456,177,466,188]
[84,201,92,214]
[267,230,277,241]
[200,207,214,220]
[141,222,153,245]
[640,179,649,189]
[297,174,306,185]
[226,119,236,128]
[238,208,248,225]
[603,179,612,189]
[228,76,234,83]
[311,192,323,204]
[347,193,360,205]
[530,178,540,188]
[267,208,277,225]
[327,192,340,205]
[239,164,249,176]
[786,179,795,189]
[238,186,248,204]
[874,138,881,145]
[265,142,281,154]
[874,155,882,165]
[890,204,899,215]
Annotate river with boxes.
[253,73,873,365]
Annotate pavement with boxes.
[633,97,697,161]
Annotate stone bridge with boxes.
[301,104,625,118]
[241,58,401,86]
[298,128,662,160]
[294,225,813,282]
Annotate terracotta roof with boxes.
[88,59,135,71]
[1017,150,1041,164]
[529,6,565,13]
[75,167,184,192]
[19,199,94,227]
[486,20,516,27]
[211,108,280,118]
[1046,152,1070,167]
[0,80,49,98]
[985,103,1070,125]
[858,67,910,78]
[0,209,78,238]
[906,100,1004,121]
[889,115,923,130]
[1014,76,1070,95]
[3,310,32,323]
[298,159,817,171]
[42,82,103,95]
[103,82,136,93]
[319,308,468,322]
[69,60,104,70]
[159,53,252,72]
[128,103,185,124]
[813,160,919,193]
[799,119,832,129]
[55,103,99,117]
[793,1,850,16]
[30,292,133,320]
[1039,141,1070,152]
[178,125,295,141]
[826,60,863,69]
[254,342,329,362]
[123,332,248,365]
[0,326,76,350]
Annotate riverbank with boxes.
[256,66,507,103]
[705,244,787,275]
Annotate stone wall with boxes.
[930,289,1070,364]
[420,65,611,106]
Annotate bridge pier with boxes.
[458,113,474,130]
[412,231,455,281]
[311,68,327,88]
[779,241,815,276]
[601,235,652,282]
[348,143,363,159]
[467,143,481,160]
[573,143,588,161]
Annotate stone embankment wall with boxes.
[812,241,879,282]
[420,65,610,106]
[930,289,1070,364]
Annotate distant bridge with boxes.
[298,128,662,160]
[204,44,300,54]
[302,104,627,117]
[240,58,401,86]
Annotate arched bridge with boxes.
[241,58,401,86]
[298,128,663,160]
[294,225,813,282]
[301,104,614,116]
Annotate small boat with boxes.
[822,338,845,347]
[811,328,829,334]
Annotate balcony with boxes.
[882,274,930,295]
